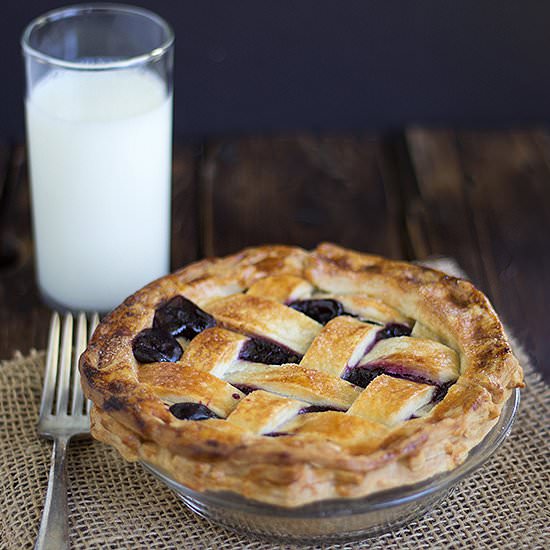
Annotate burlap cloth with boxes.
[1,262,549,548]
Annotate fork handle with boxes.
[35,437,70,550]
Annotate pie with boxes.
[80,243,524,507]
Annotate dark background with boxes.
[4,0,550,140]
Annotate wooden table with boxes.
[0,130,548,380]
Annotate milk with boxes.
[26,70,172,312]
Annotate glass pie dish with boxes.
[141,388,520,544]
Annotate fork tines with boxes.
[39,312,99,421]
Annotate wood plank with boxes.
[456,131,550,378]
[404,129,488,288]
[170,143,200,269]
[0,144,50,359]
[406,129,550,380]
[201,135,406,259]
[0,144,20,270]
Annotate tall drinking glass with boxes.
[22,4,174,312]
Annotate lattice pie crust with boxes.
[80,244,523,507]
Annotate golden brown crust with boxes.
[137,362,244,417]
[80,243,523,507]
[204,294,321,354]
[347,375,435,426]
[299,316,379,376]
[359,337,460,384]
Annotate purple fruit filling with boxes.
[360,361,439,386]
[169,402,220,420]
[231,384,257,395]
[362,319,384,326]
[344,363,455,406]
[264,432,293,437]
[342,366,384,388]
[239,338,302,365]
[298,404,343,414]
[288,299,344,325]
[431,381,453,404]
[132,328,183,363]
[153,295,216,340]
[376,323,412,341]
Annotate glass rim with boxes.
[21,3,174,71]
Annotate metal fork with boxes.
[35,312,99,550]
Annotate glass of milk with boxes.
[22,5,174,313]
